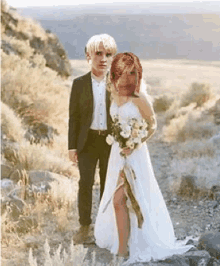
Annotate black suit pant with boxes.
[77,130,111,226]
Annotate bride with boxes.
[94,52,193,264]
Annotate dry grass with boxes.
[1,211,24,247]
[173,140,216,158]
[1,101,25,142]
[1,51,69,133]
[28,239,123,266]
[50,177,78,231]
[16,17,48,41]
[162,108,218,142]
[168,154,220,194]
[140,59,220,98]
[29,240,88,266]
[1,0,48,41]
[3,35,34,59]
[3,141,77,177]
[28,185,74,233]
[2,170,78,242]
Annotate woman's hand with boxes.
[121,147,133,156]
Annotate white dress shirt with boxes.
[90,75,107,130]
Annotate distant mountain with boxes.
[18,2,220,20]
[15,2,220,60]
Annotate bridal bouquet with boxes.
[106,114,148,157]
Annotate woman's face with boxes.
[114,69,138,96]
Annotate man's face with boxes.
[88,43,114,77]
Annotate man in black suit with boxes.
[68,34,117,243]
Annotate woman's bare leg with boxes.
[113,185,130,256]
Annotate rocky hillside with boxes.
[1,1,78,263]
[1,0,76,197]
[1,0,71,77]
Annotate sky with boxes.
[6,0,220,8]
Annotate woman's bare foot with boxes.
[117,246,129,259]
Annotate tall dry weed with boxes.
[1,101,25,142]
[49,178,78,231]
[1,211,23,246]
[29,240,88,266]
[29,239,124,266]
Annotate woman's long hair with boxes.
[109,52,142,97]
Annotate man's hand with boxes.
[69,150,78,164]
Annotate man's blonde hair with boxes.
[85,34,117,55]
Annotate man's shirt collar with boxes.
[91,72,107,83]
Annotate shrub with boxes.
[153,94,173,113]
[1,51,69,133]
[4,141,76,177]
[16,17,47,40]
[168,155,220,198]
[165,101,196,125]
[180,82,213,108]
[3,35,34,59]
[162,108,217,142]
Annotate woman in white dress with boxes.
[94,52,193,264]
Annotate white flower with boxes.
[131,128,139,138]
[139,129,148,138]
[128,118,137,126]
[126,139,135,149]
[106,134,115,145]
[133,122,140,129]
[120,124,131,138]
[133,137,141,145]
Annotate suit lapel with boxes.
[106,84,112,130]
[84,72,94,114]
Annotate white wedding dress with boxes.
[94,100,193,264]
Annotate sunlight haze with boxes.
[6,0,218,8]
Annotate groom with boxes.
[68,34,117,244]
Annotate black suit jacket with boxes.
[68,72,112,153]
